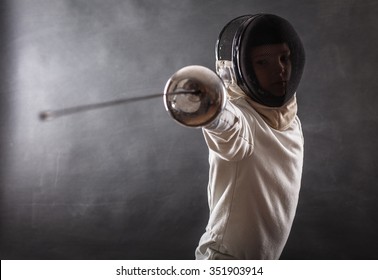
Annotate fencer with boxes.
[194,13,306,260]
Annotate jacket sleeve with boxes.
[202,100,254,161]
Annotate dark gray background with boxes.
[1,0,377,260]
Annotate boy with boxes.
[195,14,305,259]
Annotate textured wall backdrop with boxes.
[1,0,378,259]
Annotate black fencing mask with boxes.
[216,14,305,107]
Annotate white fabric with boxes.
[195,93,304,260]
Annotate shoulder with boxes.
[294,115,304,142]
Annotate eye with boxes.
[280,54,291,63]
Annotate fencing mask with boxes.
[216,14,305,107]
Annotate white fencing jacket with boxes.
[195,90,304,260]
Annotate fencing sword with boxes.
[39,90,199,121]
[39,65,226,127]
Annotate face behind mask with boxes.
[216,14,305,107]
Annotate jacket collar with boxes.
[228,85,297,131]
